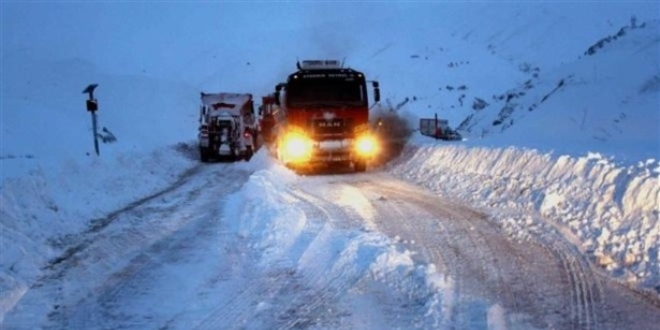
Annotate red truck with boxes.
[268,60,381,172]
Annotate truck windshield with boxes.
[287,79,366,108]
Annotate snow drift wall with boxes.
[388,143,659,292]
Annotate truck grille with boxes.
[310,118,352,135]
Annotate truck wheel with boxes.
[275,143,285,163]
[245,146,253,162]
[230,147,238,162]
[199,147,210,163]
[354,160,367,172]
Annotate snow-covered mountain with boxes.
[1,1,658,327]
[458,20,660,161]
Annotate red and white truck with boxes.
[198,92,256,162]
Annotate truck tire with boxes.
[354,160,367,172]
[230,147,238,162]
[245,146,254,162]
[199,147,210,163]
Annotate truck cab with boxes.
[271,60,380,172]
[198,92,255,162]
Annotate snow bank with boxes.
[389,142,659,292]
[0,145,198,322]
[222,162,467,327]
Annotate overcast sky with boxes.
[4,1,656,87]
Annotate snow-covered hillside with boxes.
[458,20,660,161]
[1,1,659,327]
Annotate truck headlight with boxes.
[355,135,378,156]
[282,133,312,161]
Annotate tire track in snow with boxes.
[361,174,660,329]
[358,180,510,328]
[276,188,381,329]
[29,165,250,330]
[43,164,203,273]
[191,187,351,330]
[287,182,458,328]
[354,178,592,329]
[193,182,433,330]
[530,221,604,330]
[191,275,282,330]
[363,187,462,328]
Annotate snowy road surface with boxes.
[4,159,659,329]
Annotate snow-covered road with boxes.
[4,152,659,329]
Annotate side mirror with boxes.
[274,91,280,106]
[372,81,380,103]
[274,83,285,106]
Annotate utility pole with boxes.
[82,84,100,156]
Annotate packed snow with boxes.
[1,1,659,328]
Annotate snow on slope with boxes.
[459,20,660,161]
[340,3,659,162]
[1,49,199,167]
[439,2,652,71]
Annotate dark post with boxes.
[83,84,100,156]
[434,113,438,140]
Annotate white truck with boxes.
[198,92,256,162]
